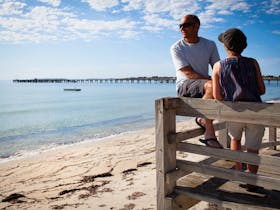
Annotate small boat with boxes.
[64,88,81,91]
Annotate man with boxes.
[170,14,223,148]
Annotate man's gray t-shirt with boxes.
[170,37,220,91]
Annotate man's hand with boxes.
[180,66,210,80]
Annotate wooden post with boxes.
[269,127,277,150]
[155,98,176,210]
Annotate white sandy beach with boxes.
[0,119,276,210]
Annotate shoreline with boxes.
[0,122,161,209]
[0,118,278,209]
[0,125,154,164]
[0,119,200,210]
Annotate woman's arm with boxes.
[254,60,266,95]
[212,62,223,100]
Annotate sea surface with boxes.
[0,80,279,162]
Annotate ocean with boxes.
[0,80,279,161]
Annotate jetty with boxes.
[155,97,280,209]
[12,76,279,86]
[12,77,176,84]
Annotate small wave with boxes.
[0,125,152,164]
[0,114,154,163]
[263,96,280,103]
[267,97,280,101]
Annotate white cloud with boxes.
[266,0,280,14]
[0,0,277,43]
[37,0,61,7]
[194,0,251,27]
[142,14,176,32]
[0,2,139,43]
[0,0,26,15]
[121,0,143,11]
[168,0,201,20]
[65,17,137,38]
[144,1,170,13]
[82,0,119,11]
[203,0,251,23]
[272,30,280,35]
[121,0,202,32]
[118,30,140,39]
[205,0,250,13]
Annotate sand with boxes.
[0,119,275,210]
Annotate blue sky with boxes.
[0,0,279,80]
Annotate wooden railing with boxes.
[155,97,280,210]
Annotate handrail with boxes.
[160,97,280,126]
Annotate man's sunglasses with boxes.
[179,22,195,29]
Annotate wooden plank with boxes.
[258,149,280,177]
[175,184,280,210]
[218,122,230,148]
[176,159,280,190]
[269,127,277,150]
[155,99,177,210]
[177,142,280,172]
[218,128,230,149]
[159,97,280,127]
[155,99,171,209]
[165,157,219,185]
[169,127,203,144]
[170,194,200,210]
[175,171,280,209]
[169,121,226,144]
[261,141,280,148]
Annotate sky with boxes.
[0,0,279,80]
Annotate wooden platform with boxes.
[175,173,280,210]
[173,150,280,210]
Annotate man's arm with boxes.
[180,66,211,80]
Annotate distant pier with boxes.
[264,76,280,86]
[12,77,176,84]
[12,76,279,85]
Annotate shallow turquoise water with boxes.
[0,80,279,159]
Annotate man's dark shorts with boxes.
[177,79,208,98]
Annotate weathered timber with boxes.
[155,97,280,210]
